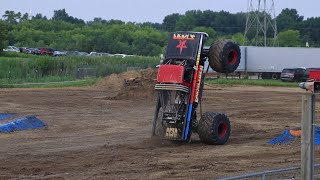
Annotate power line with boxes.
[244,0,277,46]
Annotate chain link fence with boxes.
[217,164,320,180]
[75,63,155,79]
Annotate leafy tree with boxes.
[277,30,301,47]
[107,19,125,25]
[230,33,246,46]
[192,26,217,45]
[52,9,69,21]
[52,9,85,25]
[277,8,304,32]
[192,26,216,37]
[20,13,29,21]
[2,8,320,56]
[2,10,21,23]
[32,13,47,20]
[132,28,165,56]
[139,22,163,30]
[0,21,8,52]
[301,17,320,46]
[163,13,181,32]
[164,10,246,35]
[175,11,197,31]
[88,17,107,24]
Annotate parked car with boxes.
[30,48,41,55]
[38,48,54,56]
[19,47,32,54]
[53,50,67,56]
[68,51,89,56]
[280,68,306,82]
[302,68,320,81]
[88,52,113,57]
[79,52,89,56]
[66,51,82,56]
[113,53,135,58]
[3,46,20,52]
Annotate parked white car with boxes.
[88,52,113,57]
[3,46,20,52]
[113,54,135,58]
[53,50,67,56]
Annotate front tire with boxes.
[197,112,231,145]
[208,40,241,73]
[151,98,167,137]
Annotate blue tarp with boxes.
[0,116,47,133]
[269,127,320,145]
[315,127,320,144]
[0,113,16,120]
[268,130,295,144]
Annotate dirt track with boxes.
[1,84,320,179]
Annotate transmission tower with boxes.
[244,0,277,46]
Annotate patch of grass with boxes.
[0,78,98,88]
[205,78,299,87]
[0,53,159,85]
[0,51,35,58]
[0,76,75,84]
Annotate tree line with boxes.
[0,8,320,56]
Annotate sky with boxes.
[0,0,319,23]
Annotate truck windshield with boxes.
[165,32,202,61]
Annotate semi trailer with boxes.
[205,46,320,79]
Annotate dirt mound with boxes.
[96,68,158,100]
[96,70,143,91]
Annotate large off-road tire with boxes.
[208,40,241,73]
[197,112,231,145]
[152,107,167,137]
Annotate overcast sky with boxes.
[0,0,318,23]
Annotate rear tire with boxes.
[197,112,231,145]
[261,72,271,79]
[271,73,279,80]
[208,40,241,73]
[151,97,167,138]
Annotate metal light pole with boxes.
[301,93,315,180]
[299,77,320,180]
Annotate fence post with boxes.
[301,94,315,180]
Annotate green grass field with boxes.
[206,78,299,87]
[0,78,98,88]
[0,52,159,87]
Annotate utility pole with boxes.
[299,79,320,180]
[244,0,277,46]
[301,94,315,180]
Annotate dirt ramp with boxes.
[96,74,124,91]
[97,68,158,100]
[96,70,143,91]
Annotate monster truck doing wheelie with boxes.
[151,31,241,144]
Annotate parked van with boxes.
[280,68,305,82]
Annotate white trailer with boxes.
[205,46,320,79]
